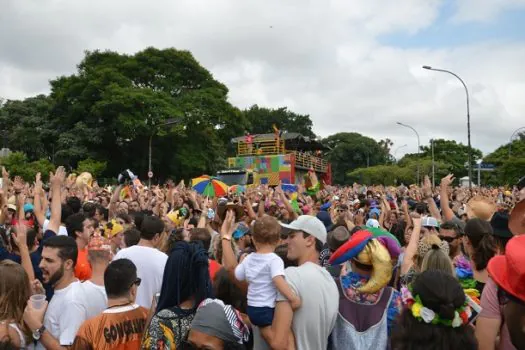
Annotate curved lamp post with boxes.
[393,144,407,162]
[422,65,472,190]
[509,126,525,157]
[397,122,421,184]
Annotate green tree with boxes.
[401,139,483,179]
[0,152,54,182]
[242,105,315,139]
[47,47,246,180]
[322,132,390,184]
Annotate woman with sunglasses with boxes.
[142,241,212,349]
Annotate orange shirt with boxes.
[75,248,92,281]
[209,259,221,281]
[72,304,148,350]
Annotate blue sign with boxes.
[477,163,496,170]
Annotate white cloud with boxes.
[0,0,523,158]
[452,0,525,22]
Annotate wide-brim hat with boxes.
[488,235,525,302]
[509,199,525,236]
[466,196,496,221]
[490,211,513,238]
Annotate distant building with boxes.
[0,148,11,158]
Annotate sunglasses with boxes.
[131,278,141,287]
[438,235,458,243]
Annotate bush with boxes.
[75,158,107,178]
[0,152,55,182]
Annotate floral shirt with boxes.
[141,308,194,350]
[341,271,403,335]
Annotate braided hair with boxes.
[156,240,213,313]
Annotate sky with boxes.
[1,0,524,159]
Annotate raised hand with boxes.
[441,174,455,188]
[50,166,66,187]
[12,222,28,248]
[422,175,432,198]
[220,209,236,238]
[13,176,25,193]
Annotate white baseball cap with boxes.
[280,215,327,244]
[366,218,380,228]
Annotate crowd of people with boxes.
[0,165,524,350]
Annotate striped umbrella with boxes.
[191,175,228,198]
[229,185,246,195]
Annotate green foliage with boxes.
[0,152,54,182]
[348,158,452,185]
[414,139,483,178]
[242,105,315,138]
[75,158,108,178]
[322,132,390,184]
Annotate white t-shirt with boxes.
[43,219,68,236]
[113,245,167,309]
[276,262,339,350]
[37,281,88,348]
[80,281,108,319]
[235,252,285,308]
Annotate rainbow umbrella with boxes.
[229,185,246,194]
[191,176,228,198]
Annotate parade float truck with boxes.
[216,132,332,187]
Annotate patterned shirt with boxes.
[141,308,194,350]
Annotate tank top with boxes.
[329,280,393,350]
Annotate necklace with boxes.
[106,302,133,309]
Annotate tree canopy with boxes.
[0,46,521,186]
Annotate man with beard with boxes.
[24,235,90,349]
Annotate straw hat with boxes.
[466,196,496,221]
[509,200,525,236]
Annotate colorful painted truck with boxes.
[216,132,332,186]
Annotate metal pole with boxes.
[148,134,152,188]
[422,66,472,190]
[367,151,370,168]
[396,122,420,184]
[431,139,435,188]
[478,164,481,187]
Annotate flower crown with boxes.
[401,286,472,328]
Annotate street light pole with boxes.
[393,144,407,163]
[396,122,421,184]
[431,139,435,188]
[508,126,525,157]
[148,118,181,187]
[423,65,472,190]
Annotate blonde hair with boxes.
[414,234,450,271]
[421,247,455,276]
[0,261,31,343]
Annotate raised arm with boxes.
[108,184,122,219]
[12,222,35,282]
[47,167,66,235]
[422,176,441,221]
[440,174,456,221]
[401,217,421,276]
[33,173,47,227]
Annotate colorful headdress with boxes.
[329,230,393,294]
[401,286,472,328]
